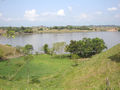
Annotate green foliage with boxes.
[78,26,91,30]
[43,44,49,54]
[66,38,107,58]
[21,26,25,31]
[38,28,43,31]
[1,26,33,33]
[16,44,33,55]
[23,44,33,55]
[24,29,33,33]
[6,30,15,38]
[51,25,91,30]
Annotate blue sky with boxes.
[0,0,120,26]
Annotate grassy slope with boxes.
[0,55,73,90]
[0,44,120,90]
[63,44,120,90]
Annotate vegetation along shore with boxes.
[0,25,120,35]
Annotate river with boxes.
[0,31,120,52]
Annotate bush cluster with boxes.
[66,38,107,58]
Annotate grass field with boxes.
[0,44,120,90]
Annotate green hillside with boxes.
[0,44,120,90]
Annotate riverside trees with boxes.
[42,38,107,58]
[66,38,107,58]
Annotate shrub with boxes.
[24,44,33,55]
[66,38,107,58]
[43,44,49,54]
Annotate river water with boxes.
[0,32,120,52]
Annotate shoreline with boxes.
[0,29,118,36]
[33,29,118,34]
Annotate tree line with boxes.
[0,37,107,60]
[43,38,107,58]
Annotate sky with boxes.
[0,0,120,26]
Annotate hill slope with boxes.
[63,44,120,90]
[0,44,120,90]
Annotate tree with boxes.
[21,26,25,31]
[66,38,107,58]
[6,30,15,38]
[92,38,107,54]
[43,44,49,54]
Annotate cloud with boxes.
[57,9,65,16]
[40,9,65,17]
[68,6,72,11]
[24,9,39,21]
[96,11,102,15]
[107,7,117,11]
[0,9,66,22]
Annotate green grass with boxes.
[0,44,120,90]
[0,54,73,89]
[63,44,120,90]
